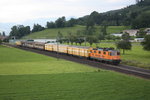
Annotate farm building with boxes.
[123,29,139,36]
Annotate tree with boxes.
[2,32,5,36]
[105,35,115,41]
[67,32,76,45]
[116,40,132,54]
[122,33,130,41]
[46,21,56,28]
[141,35,150,51]
[10,25,19,38]
[55,16,66,28]
[101,25,107,36]
[57,31,63,44]
[32,24,44,32]
[87,36,99,47]
[66,18,76,27]
[10,25,30,38]
[75,30,84,46]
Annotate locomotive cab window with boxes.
[103,52,106,55]
[98,51,101,54]
[109,52,112,56]
[117,52,120,55]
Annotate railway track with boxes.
[3,43,150,79]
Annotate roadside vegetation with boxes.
[0,46,150,100]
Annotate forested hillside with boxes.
[75,0,150,28]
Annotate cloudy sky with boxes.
[0,0,135,34]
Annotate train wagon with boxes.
[67,46,74,55]
[79,46,91,58]
[23,41,35,48]
[15,41,22,46]
[72,46,80,56]
[45,43,54,51]
[58,45,69,54]
[90,48,121,64]
[67,46,91,58]
[34,42,45,50]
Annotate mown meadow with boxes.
[0,45,150,100]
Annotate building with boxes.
[144,28,150,32]
[144,28,150,35]
[0,36,7,41]
[112,33,122,37]
[34,39,57,43]
[134,38,144,42]
[123,29,139,36]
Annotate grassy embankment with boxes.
[0,45,150,100]
[23,25,129,39]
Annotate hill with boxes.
[76,0,150,28]
[22,25,129,39]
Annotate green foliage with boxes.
[122,33,130,41]
[10,25,30,38]
[32,24,45,32]
[116,40,132,54]
[55,16,66,28]
[141,35,150,51]
[132,11,150,29]
[87,36,98,46]
[57,31,63,43]
[105,35,115,40]
[66,18,76,27]
[46,21,56,28]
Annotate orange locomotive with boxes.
[89,48,121,65]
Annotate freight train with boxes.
[15,40,121,65]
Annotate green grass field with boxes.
[0,45,150,100]
[22,25,129,39]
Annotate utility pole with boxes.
[56,37,59,60]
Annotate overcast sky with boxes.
[0,0,135,23]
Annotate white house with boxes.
[112,33,122,37]
[134,38,144,42]
[34,39,57,43]
[123,29,139,36]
